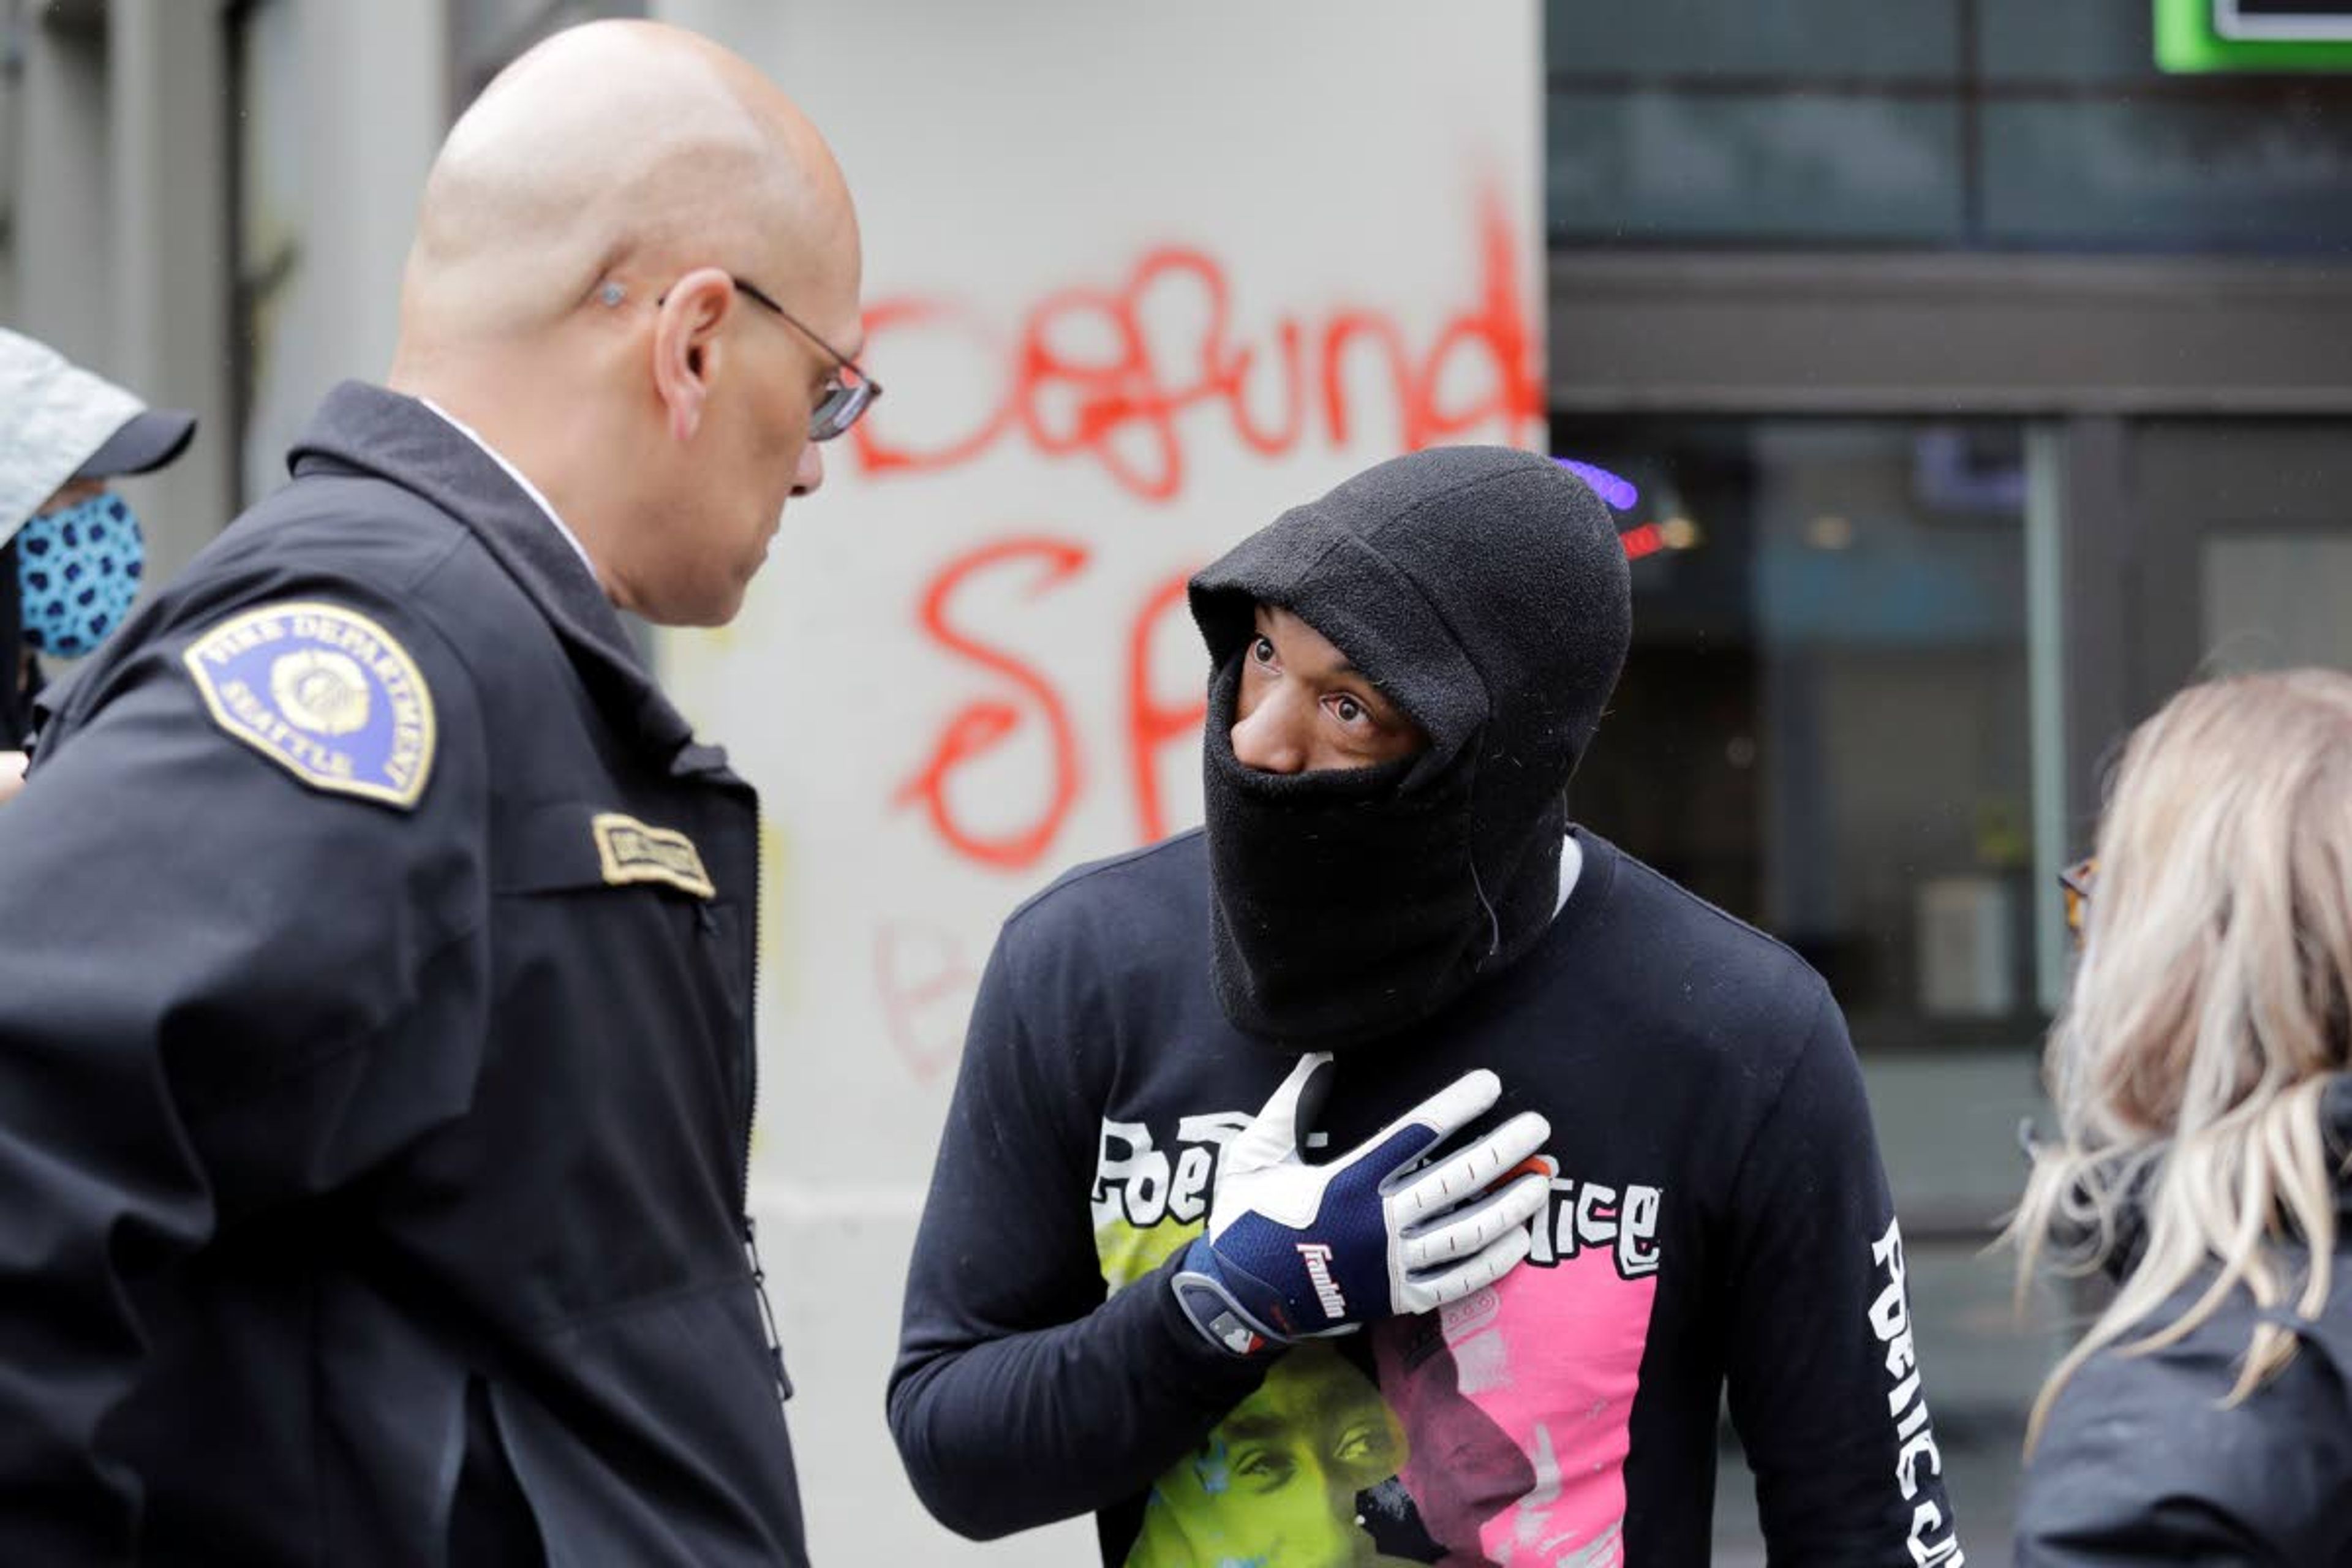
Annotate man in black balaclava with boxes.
[1189,443,1629,1050]
[893,447,1964,1568]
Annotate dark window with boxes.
[1548,0,2352,255]
[1559,418,2043,1051]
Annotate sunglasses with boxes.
[2058,856,2097,940]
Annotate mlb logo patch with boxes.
[183,600,437,809]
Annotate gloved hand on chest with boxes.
[1172,1052,1551,1357]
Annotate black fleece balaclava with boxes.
[1189,445,1631,1050]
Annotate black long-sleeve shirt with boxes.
[892,827,1962,1566]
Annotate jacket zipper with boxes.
[737,806,786,1408]
[744,1213,787,1408]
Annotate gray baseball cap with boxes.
[0,328,196,546]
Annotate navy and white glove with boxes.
[1172,1052,1551,1357]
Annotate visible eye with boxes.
[1250,635,1279,669]
[1332,1420,1396,1468]
[1329,692,1389,733]
[1232,1444,1297,1493]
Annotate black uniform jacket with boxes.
[0,383,804,1565]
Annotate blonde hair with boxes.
[2013,668,2352,1450]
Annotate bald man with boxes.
[0,23,861,1564]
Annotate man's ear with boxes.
[652,267,736,444]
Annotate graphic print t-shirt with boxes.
[893,829,1962,1567]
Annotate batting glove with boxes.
[1171,1052,1551,1356]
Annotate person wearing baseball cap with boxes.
[0,328,197,788]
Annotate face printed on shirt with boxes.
[1134,1347,1415,1568]
[1098,1218,1414,1564]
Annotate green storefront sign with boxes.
[2158,0,2352,70]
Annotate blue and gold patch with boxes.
[183,600,437,809]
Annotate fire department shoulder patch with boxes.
[183,600,437,809]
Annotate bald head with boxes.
[398,20,854,351]
[381,20,864,628]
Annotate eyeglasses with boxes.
[650,274,881,442]
[2058,856,2097,940]
[726,277,881,442]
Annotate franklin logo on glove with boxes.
[1297,1243,1348,1320]
[1172,1050,1551,1356]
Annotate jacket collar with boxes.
[287,382,736,781]
[2325,1075,2352,1222]
[2089,1073,2352,1281]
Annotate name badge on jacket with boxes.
[592,812,715,899]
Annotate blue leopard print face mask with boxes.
[17,492,145,660]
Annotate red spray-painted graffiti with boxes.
[881,548,1201,1074]
[891,537,1091,871]
[847,188,1546,500]
[895,537,1202,873]
[873,919,982,1084]
[1126,571,1209,851]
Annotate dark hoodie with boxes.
[1188,446,1630,1049]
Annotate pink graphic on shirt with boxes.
[1374,1248,1658,1565]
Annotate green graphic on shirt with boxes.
[1098,1219,1419,1568]
[1096,1212,1199,1294]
